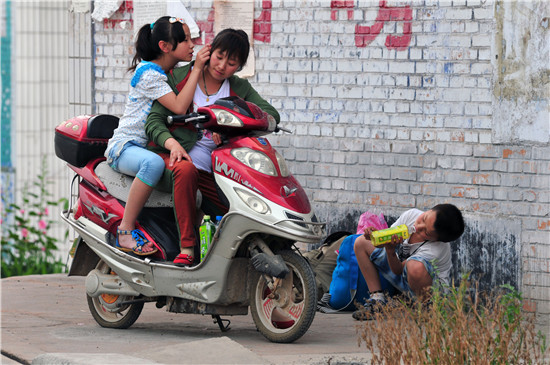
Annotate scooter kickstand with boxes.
[212,315,231,332]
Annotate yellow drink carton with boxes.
[370,225,411,246]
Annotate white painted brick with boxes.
[472,117,492,129]
[451,21,465,33]
[474,7,493,20]
[464,21,480,33]
[381,100,395,113]
[471,62,492,74]
[416,34,441,47]
[409,47,422,60]
[449,103,464,115]
[471,88,492,102]
[443,88,471,101]
[472,34,492,47]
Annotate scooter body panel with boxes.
[213,137,312,213]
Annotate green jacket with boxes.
[145,61,280,155]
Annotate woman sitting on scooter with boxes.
[145,28,280,266]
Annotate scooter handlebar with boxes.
[275,126,293,134]
[167,113,209,126]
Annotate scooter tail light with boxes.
[74,200,84,220]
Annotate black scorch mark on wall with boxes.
[451,219,519,291]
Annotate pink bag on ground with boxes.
[356,211,388,234]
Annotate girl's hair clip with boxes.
[169,17,185,24]
[150,22,155,30]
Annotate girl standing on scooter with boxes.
[146,28,280,266]
[105,16,210,256]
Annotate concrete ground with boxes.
[1,274,373,365]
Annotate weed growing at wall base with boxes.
[1,157,68,277]
[356,275,548,364]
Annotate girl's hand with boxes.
[194,45,211,70]
[212,132,223,145]
[164,138,191,167]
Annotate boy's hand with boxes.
[194,45,211,70]
[381,234,403,253]
[363,226,377,240]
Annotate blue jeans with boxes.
[370,247,435,296]
[108,142,165,187]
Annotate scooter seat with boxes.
[95,161,176,208]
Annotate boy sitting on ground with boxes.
[352,203,464,320]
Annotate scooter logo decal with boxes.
[214,156,262,194]
[83,202,118,224]
[257,138,267,145]
[282,185,298,197]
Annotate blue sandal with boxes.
[115,228,158,256]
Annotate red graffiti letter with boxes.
[330,1,354,21]
[254,1,272,43]
[355,1,412,50]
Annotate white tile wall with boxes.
[12,1,92,256]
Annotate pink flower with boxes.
[41,247,46,252]
[38,220,47,230]
[44,207,49,216]
[21,228,28,238]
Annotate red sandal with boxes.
[173,253,194,267]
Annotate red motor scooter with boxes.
[55,96,325,343]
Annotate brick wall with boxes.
[92,0,549,331]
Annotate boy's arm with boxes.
[385,246,406,275]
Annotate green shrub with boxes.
[357,275,548,364]
[1,157,68,277]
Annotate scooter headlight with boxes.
[231,148,277,176]
[235,188,271,214]
[213,109,244,127]
[275,151,289,177]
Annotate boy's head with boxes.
[431,204,465,242]
[210,28,250,69]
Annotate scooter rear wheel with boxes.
[86,260,143,329]
[249,249,317,343]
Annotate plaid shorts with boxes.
[370,247,435,295]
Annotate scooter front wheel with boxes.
[250,249,317,343]
[86,260,143,329]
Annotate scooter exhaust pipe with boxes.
[85,269,140,298]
